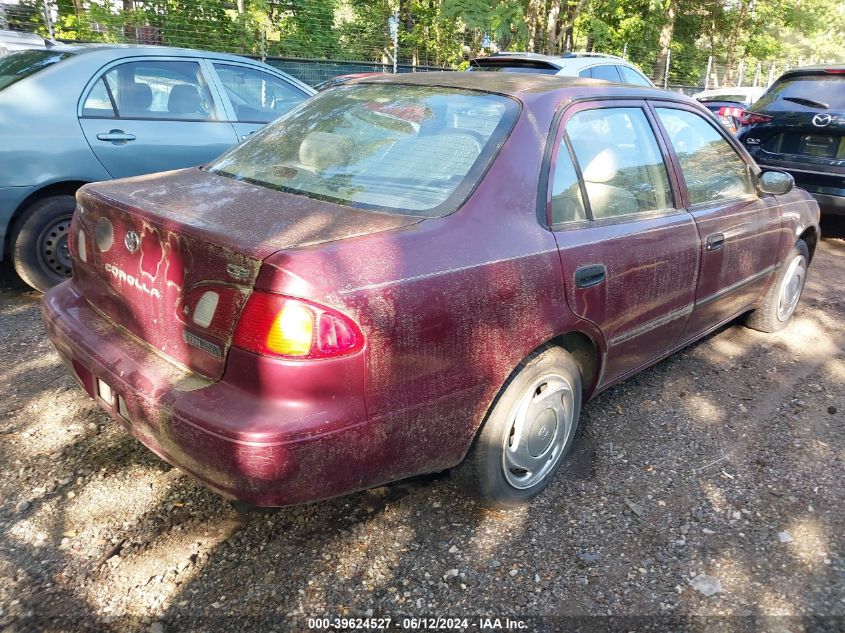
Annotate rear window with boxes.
[0,50,72,91]
[755,74,845,111]
[207,84,518,217]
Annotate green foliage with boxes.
[15,0,845,79]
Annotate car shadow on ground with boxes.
[1,241,843,632]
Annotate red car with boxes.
[43,74,820,507]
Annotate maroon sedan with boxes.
[43,74,819,507]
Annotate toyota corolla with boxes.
[42,73,819,507]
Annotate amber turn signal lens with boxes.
[266,302,314,356]
[233,292,364,360]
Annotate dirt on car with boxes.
[0,226,843,632]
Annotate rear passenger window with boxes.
[82,60,216,121]
[589,65,622,82]
[565,107,673,218]
[655,108,755,205]
[550,141,587,224]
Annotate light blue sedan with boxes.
[0,45,315,291]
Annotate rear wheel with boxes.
[452,347,582,506]
[746,240,809,333]
[11,195,76,292]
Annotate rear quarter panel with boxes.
[0,52,112,257]
[774,187,822,262]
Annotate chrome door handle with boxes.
[96,130,136,143]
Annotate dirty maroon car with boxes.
[42,74,820,507]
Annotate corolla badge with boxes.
[104,262,162,299]
[812,113,832,128]
[124,230,141,253]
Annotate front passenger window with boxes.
[655,108,755,205]
[213,63,308,123]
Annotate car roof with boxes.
[357,70,691,102]
[45,43,267,65]
[778,63,845,80]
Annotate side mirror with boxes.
[757,170,794,196]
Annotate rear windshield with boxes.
[207,84,518,217]
[754,74,845,111]
[0,50,72,91]
[468,60,559,75]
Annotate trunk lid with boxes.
[70,168,421,379]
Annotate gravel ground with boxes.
[0,224,843,633]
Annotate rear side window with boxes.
[0,50,72,91]
[565,107,672,218]
[656,108,755,205]
[213,63,308,123]
[82,60,216,120]
[755,74,845,111]
[549,141,587,224]
[207,84,518,217]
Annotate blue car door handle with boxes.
[96,130,136,143]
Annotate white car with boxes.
[692,86,765,106]
[0,30,50,57]
[468,52,654,87]
[693,86,766,134]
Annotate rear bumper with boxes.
[41,280,373,506]
[810,192,845,216]
[750,157,845,216]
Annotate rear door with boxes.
[547,101,700,385]
[651,103,782,341]
[78,57,238,179]
[208,61,312,141]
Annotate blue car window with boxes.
[83,60,217,121]
[213,63,308,124]
[82,78,116,117]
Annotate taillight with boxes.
[717,106,745,118]
[739,112,773,125]
[232,292,365,360]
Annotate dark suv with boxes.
[738,65,845,215]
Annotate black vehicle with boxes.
[738,65,845,215]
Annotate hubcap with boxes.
[776,254,806,322]
[37,215,73,278]
[501,373,575,490]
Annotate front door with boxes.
[547,102,700,386]
[651,104,782,342]
[78,58,238,179]
[209,62,312,141]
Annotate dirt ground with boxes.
[0,222,843,633]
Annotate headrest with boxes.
[580,145,619,184]
[168,84,203,115]
[121,82,152,113]
[299,132,354,172]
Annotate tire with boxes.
[745,240,809,333]
[452,346,582,507]
[11,195,76,292]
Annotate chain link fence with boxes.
[1,0,810,91]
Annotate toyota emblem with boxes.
[124,230,140,253]
[812,113,832,127]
